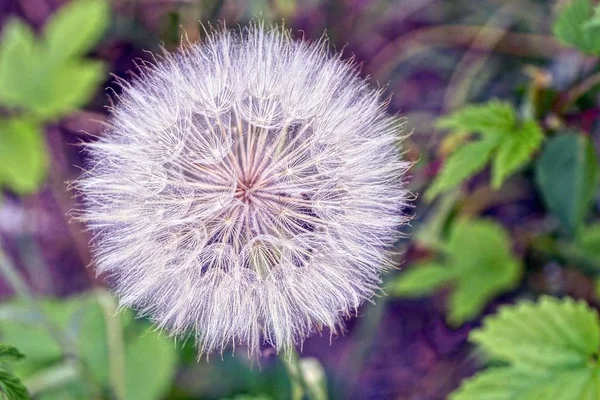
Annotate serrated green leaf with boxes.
[0,345,25,365]
[426,139,498,200]
[388,262,455,296]
[392,219,522,324]
[553,0,600,55]
[436,101,516,137]
[471,296,599,369]
[491,120,544,189]
[0,369,29,400]
[431,101,543,199]
[451,296,600,400]
[0,119,48,194]
[451,366,600,400]
[535,133,599,235]
[44,0,109,61]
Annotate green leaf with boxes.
[451,296,600,400]
[0,345,25,364]
[0,344,29,400]
[0,119,48,194]
[44,0,109,61]
[388,262,455,296]
[553,0,600,55]
[391,219,522,324]
[471,296,599,369]
[430,101,544,199]
[0,20,40,111]
[0,370,29,400]
[25,61,105,118]
[576,224,600,263]
[426,139,498,201]
[436,101,516,137]
[451,366,600,400]
[535,133,599,235]
[124,326,177,400]
[0,0,107,120]
[0,295,177,400]
[491,120,544,189]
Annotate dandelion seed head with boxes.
[76,23,411,357]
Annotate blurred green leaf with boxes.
[0,344,25,364]
[44,0,109,62]
[535,133,599,235]
[390,219,522,324]
[0,119,48,195]
[575,224,600,264]
[451,296,600,399]
[491,120,543,189]
[124,326,177,400]
[0,0,108,119]
[437,100,516,136]
[553,0,600,55]
[426,139,498,201]
[0,294,177,400]
[0,19,39,113]
[428,101,543,200]
[389,262,456,296]
[0,344,29,400]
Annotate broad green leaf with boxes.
[392,219,522,324]
[0,119,48,194]
[444,220,522,324]
[535,134,599,235]
[124,327,177,400]
[24,61,105,119]
[388,263,455,296]
[471,296,599,369]
[553,0,600,55]
[0,20,40,110]
[0,0,107,120]
[426,139,498,201]
[491,120,544,189]
[437,101,516,137]
[451,296,600,400]
[44,0,109,61]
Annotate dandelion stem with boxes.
[96,289,127,400]
[279,350,322,400]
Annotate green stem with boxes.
[279,349,321,400]
[280,350,305,400]
[96,289,127,400]
[530,235,600,276]
[23,361,79,396]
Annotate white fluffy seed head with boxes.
[76,23,411,357]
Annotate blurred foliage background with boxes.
[1,0,600,399]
